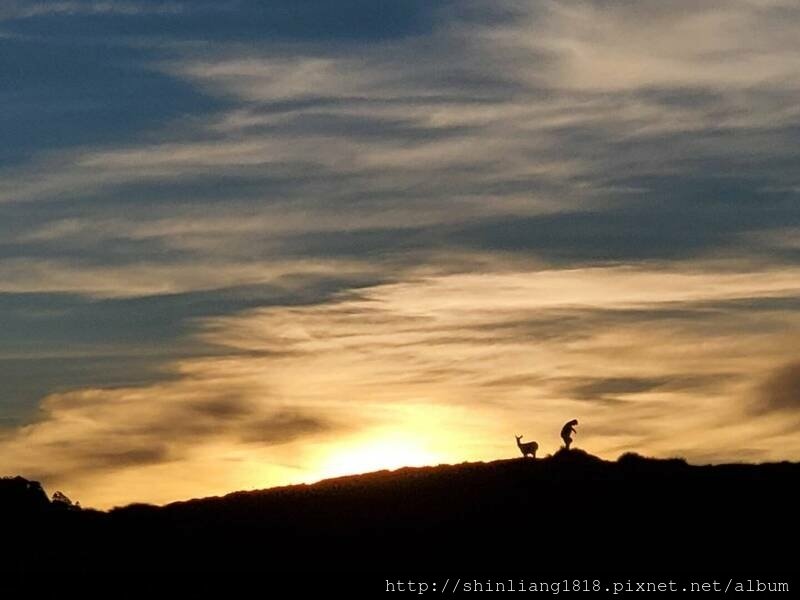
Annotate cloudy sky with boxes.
[2,0,800,508]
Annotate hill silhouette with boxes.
[2,450,798,575]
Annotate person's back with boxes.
[561,419,578,450]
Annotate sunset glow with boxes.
[316,436,443,480]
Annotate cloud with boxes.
[538,374,737,410]
[566,376,707,401]
[0,370,344,497]
[522,0,800,92]
[238,411,333,445]
[0,257,373,298]
[198,265,800,459]
[754,361,800,413]
[5,0,800,276]
[0,1,186,20]
[4,0,798,272]
[3,263,800,507]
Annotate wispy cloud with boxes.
[6,0,800,259]
[4,264,800,507]
[0,257,373,298]
[753,361,800,414]
[0,1,187,21]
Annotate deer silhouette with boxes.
[515,435,538,458]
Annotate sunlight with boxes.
[316,435,442,479]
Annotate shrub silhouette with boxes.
[51,491,80,511]
[0,476,50,513]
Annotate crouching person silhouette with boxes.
[560,419,578,450]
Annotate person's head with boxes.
[570,419,579,426]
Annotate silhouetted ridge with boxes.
[2,453,798,574]
[550,446,606,464]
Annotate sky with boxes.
[2,0,800,509]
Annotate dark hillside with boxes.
[3,450,798,574]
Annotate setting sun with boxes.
[316,436,442,480]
